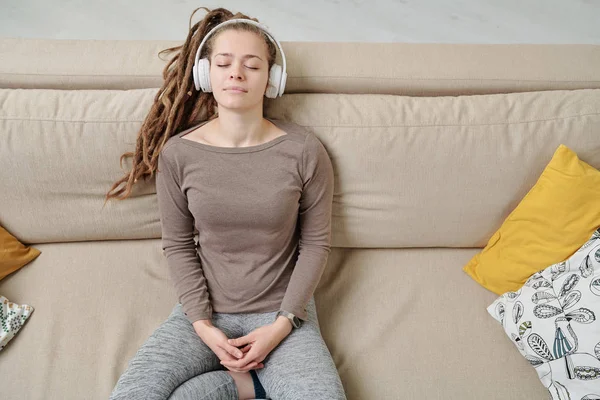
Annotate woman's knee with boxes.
[264,379,347,400]
[256,325,346,399]
[111,305,225,398]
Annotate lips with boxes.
[225,86,247,92]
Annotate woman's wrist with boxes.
[274,315,293,335]
[192,319,213,331]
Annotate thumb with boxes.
[228,334,252,347]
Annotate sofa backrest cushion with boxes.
[2,39,600,95]
[1,88,599,246]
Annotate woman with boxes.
[105,6,346,400]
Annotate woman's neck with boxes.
[213,109,268,148]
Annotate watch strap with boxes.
[276,310,301,328]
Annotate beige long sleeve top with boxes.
[155,117,334,325]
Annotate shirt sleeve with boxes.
[156,149,213,324]
[279,133,335,321]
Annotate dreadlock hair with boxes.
[104,6,278,205]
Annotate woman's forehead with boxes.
[212,29,267,55]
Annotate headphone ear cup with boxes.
[279,70,287,97]
[265,63,283,98]
[197,58,212,93]
[193,60,200,91]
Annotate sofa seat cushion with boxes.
[0,241,547,399]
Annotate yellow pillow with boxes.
[463,144,600,295]
[0,225,41,281]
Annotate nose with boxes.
[230,64,244,80]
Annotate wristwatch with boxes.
[276,310,302,329]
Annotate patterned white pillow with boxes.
[488,228,600,399]
[0,295,34,351]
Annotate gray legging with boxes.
[109,296,347,400]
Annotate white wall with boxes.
[0,0,598,43]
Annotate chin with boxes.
[218,101,263,112]
[216,96,263,107]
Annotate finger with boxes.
[239,361,260,373]
[223,362,257,373]
[228,336,252,347]
[223,345,259,369]
[221,355,256,370]
[241,344,252,353]
[217,348,244,365]
[218,353,237,363]
[223,344,244,359]
[228,362,263,373]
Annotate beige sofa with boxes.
[1,37,600,399]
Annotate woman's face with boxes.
[209,29,270,111]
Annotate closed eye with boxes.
[216,65,258,70]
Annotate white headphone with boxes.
[192,19,287,98]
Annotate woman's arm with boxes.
[279,133,335,321]
[156,148,213,324]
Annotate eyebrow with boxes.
[214,53,263,61]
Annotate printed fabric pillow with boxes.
[0,295,34,351]
[487,227,600,399]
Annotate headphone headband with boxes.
[193,18,287,88]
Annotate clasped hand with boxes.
[193,317,292,373]
[220,322,289,372]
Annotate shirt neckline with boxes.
[175,117,289,154]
